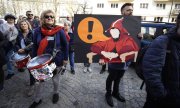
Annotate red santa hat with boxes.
[106,17,129,34]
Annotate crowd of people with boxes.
[0,9,75,108]
[0,2,180,108]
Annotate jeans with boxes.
[28,70,35,86]
[69,51,74,70]
[6,50,14,74]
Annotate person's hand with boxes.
[63,60,68,65]
[9,27,13,31]
[18,49,25,54]
[99,59,105,65]
[137,33,143,39]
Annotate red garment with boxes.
[37,26,62,55]
[91,34,139,63]
[64,32,70,42]
[91,18,139,63]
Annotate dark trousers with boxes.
[28,70,35,86]
[106,68,125,94]
[0,65,4,90]
[102,64,106,71]
[144,92,180,108]
[84,63,90,67]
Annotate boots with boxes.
[112,92,126,102]
[105,92,114,107]
[52,93,59,104]
[29,100,42,108]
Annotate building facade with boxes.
[90,0,180,23]
[0,0,180,23]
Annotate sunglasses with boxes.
[27,14,33,16]
[44,15,55,19]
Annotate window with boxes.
[97,3,104,8]
[154,17,163,22]
[156,3,166,9]
[141,16,146,21]
[140,3,148,9]
[171,18,176,23]
[111,3,118,8]
[175,4,180,9]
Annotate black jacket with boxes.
[14,30,33,54]
[143,28,180,100]
[0,31,8,66]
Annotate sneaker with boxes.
[83,68,87,73]
[112,93,125,102]
[52,93,59,104]
[5,73,15,80]
[29,100,42,108]
[27,85,35,97]
[71,70,75,74]
[87,67,92,72]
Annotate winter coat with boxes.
[0,31,8,66]
[142,28,180,100]
[32,27,68,66]
[15,30,33,54]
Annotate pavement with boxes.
[0,63,146,108]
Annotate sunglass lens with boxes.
[44,16,54,19]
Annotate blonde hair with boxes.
[40,10,56,26]
[18,20,32,31]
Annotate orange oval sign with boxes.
[77,17,109,43]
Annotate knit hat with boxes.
[4,13,17,21]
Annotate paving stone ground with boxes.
[0,63,146,108]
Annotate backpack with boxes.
[135,45,149,81]
[135,37,170,90]
[135,45,149,89]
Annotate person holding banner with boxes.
[100,3,143,74]
[92,17,139,107]
[121,3,143,39]
[29,10,68,108]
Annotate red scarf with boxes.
[37,26,62,55]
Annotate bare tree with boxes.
[11,0,20,15]
[0,0,6,17]
[35,0,42,16]
[66,0,91,16]
[67,3,81,16]
[80,1,88,14]
[53,0,59,15]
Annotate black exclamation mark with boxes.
[87,21,93,40]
